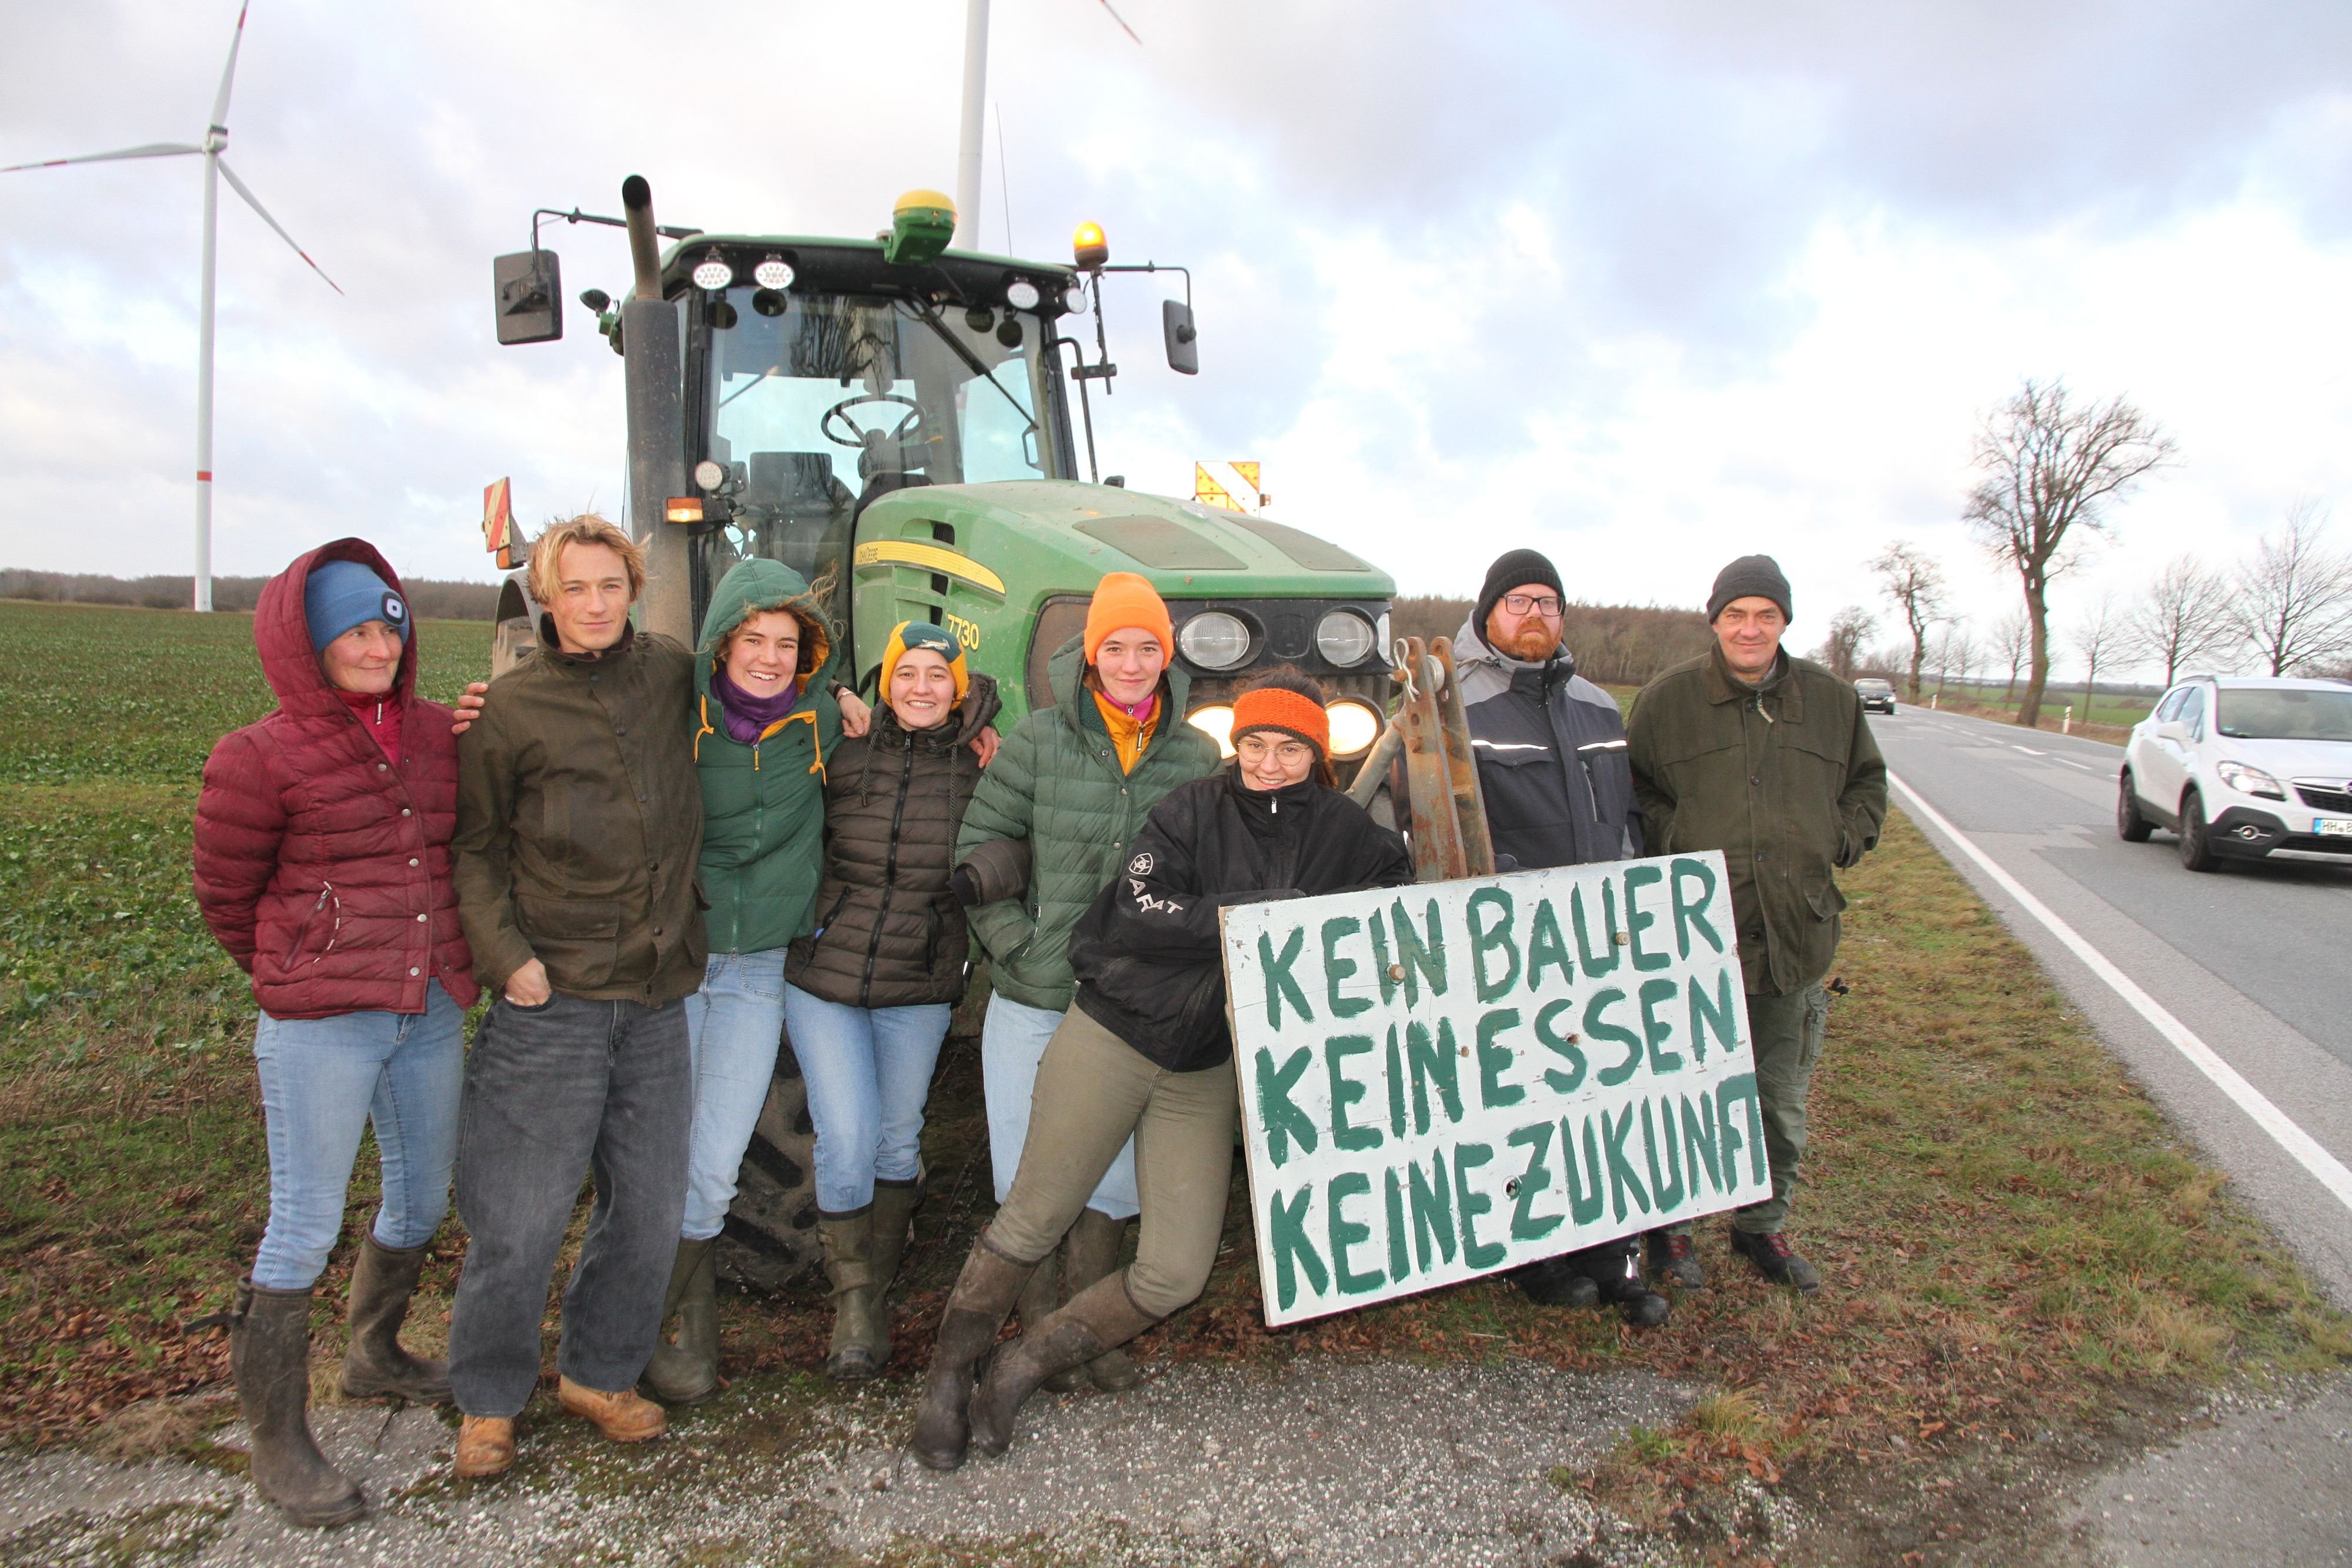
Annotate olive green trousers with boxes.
[1663,982,1828,1236]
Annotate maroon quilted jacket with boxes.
[192,540,479,1019]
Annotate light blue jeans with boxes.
[782,984,953,1213]
[249,981,464,1290]
[680,950,789,1242]
[981,992,1138,1222]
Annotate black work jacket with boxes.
[1453,619,1641,870]
[1068,768,1414,1072]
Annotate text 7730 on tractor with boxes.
[485,176,1396,1285]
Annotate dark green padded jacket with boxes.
[691,559,843,957]
[954,638,1220,1011]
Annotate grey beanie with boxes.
[1706,554,1792,623]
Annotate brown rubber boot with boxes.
[1023,1229,1089,1395]
[338,1236,450,1404]
[639,1238,720,1405]
[968,1273,1159,1458]
[820,1210,883,1382]
[868,1178,921,1299]
[1060,1209,1142,1391]
[908,1236,1037,1472]
[230,1280,366,1527]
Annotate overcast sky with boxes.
[4,1,2349,678]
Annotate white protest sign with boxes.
[1221,851,1758,1326]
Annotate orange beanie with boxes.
[1083,571,1175,663]
[1230,685,1331,757]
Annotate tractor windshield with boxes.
[696,290,1047,592]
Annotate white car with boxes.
[2118,676,2352,871]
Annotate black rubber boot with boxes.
[640,1238,720,1405]
[1511,1256,1599,1309]
[1729,1227,1822,1293]
[1645,1229,1706,1290]
[231,1281,365,1527]
[909,1236,1035,1472]
[1586,1243,1671,1327]
[968,1273,1159,1458]
[338,1236,450,1404]
[1060,1210,1142,1392]
[820,1210,883,1383]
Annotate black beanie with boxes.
[1706,554,1793,623]
[1474,549,1566,639]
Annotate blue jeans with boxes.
[679,950,789,1241]
[981,992,1138,1222]
[782,984,951,1213]
[249,982,464,1291]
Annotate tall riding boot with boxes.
[821,1209,883,1382]
[338,1235,450,1404]
[968,1273,1160,1458]
[908,1236,1037,1472]
[640,1238,720,1405]
[1058,1209,1142,1391]
[230,1280,365,1527]
[860,1178,922,1371]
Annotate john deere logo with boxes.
[1128,852,1154,876]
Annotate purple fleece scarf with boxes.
[712,665,806,744]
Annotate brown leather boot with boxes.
[639,1238,720,1405]
[556,1377,667,1442]
[230,1280,365,1527]
[1059,1209,1142,1391]
[908,1235,1036,1472]
[453,1416,516,1479]
[338,1236,450,1404]
[820,1211,882,1382]
[968,1273,1158,1458]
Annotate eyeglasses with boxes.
[1501,592,1563,617]
[1234,735,1315,767]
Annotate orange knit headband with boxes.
[1230,687,1329,755]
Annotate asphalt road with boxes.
[1872,703,2352,1309]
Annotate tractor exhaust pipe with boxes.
[623,174,663,301]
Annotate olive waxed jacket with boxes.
[1625,646,1886,997]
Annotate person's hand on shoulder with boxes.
[971,726,1001,767]
[450,681,489,735]
[837,688,873,737]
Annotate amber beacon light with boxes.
[1072,220,1110,271]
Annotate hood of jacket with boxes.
[694,557,834,700]
[1453,613,1575,688]
[1044,632,1195,724]
[253,539,419,719]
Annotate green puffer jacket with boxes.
[954,638,1220,1011]
[693,559,843,956]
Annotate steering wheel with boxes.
[822,392,923,450]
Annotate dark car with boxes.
[1855,677,1897,715]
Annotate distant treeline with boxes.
[0,570,502,620]
[1390,596,1712,687]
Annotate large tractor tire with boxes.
[714,1021,826,1292]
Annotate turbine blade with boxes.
[1,142,202,173]
[211,2,252,126]
[216,159,343,295]
[1095,0,1141,44]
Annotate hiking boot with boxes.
[1645,1231,1706,1291]
[556,1378,667,1443]
[910,1236,1035,1472]
[1059,1209,1142,1392]
[820,1211,884,1383]
[968,1275,1160,1458]
[229,1280,366,1527]
[640,1238,720,1405]
[1586,1244,1671,1327]
[1729,1228,1822,1293]
[453,1416,515,1479]
[339,1236,450,1405]
[1511,1256,1599,1309]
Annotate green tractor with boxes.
[486,176,1395,1286]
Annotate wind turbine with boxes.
[3,3,341,612]
[953,0,1140,249]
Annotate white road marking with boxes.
[2014,745,2044,755]
[1889,770,2352,1215]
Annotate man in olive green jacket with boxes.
[1626,554,1886,1293]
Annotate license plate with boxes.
[2318,819,2352,838]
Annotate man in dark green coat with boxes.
[1626,554,1886,1293]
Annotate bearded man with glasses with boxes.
[1452,550,1667,1323]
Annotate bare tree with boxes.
[2070,592,2124,723]
[1964,378,2176,727]
[1989,608,2029,703]
[1872,541,1946,701]
[2233,500,2352,676]
[2127,554,2234,686]
[1816,605,1876,680]
[1947,624,1979,701]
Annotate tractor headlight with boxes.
[691,257,735,291]
[1005,279,1040,310]
[1317,610,1377,667]
[1327,699,1382,758]
[1177,611,1252,670]
[1188,704,1236,759]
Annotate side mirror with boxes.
[493,249,563,345]
[1162,299,1198,376]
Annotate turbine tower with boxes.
[4,4,341,611]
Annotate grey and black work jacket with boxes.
[1452,618,1641,871]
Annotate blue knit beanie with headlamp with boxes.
[305,559,409,651]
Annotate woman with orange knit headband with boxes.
[911,669,1414,1470]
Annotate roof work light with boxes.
[1072,220,1110,270]
[886,190,957,267]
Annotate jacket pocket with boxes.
[1803,877,1847,921]
[514,895,623,988]
[275,885,340,971]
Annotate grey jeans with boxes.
[447,993,691,1416]
[1662,982,1828,1237]
[985,1006,1236,1320]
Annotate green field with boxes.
[1,597,2344,1551]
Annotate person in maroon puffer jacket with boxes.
[192,539,479,1528]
